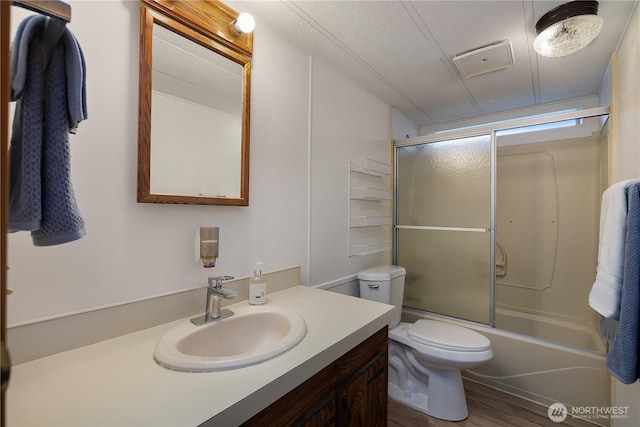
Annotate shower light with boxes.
[534,1,603,58]
[232,12,255,34]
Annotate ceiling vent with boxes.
[452,40,515,79]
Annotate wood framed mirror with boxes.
[138,0,252,206]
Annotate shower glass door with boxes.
[396,134,493,324]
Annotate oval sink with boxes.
[154,305,307,372]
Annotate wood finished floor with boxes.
[388,380,597,427]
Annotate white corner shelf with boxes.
[348,158,392,257]
[349,186,391,201]
[349,216,391,227]
[349,241,393,256]
[350,158,392,177]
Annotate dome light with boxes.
[534,1,603,58]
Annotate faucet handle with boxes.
[208,275,235,287]
[213,287,237,300]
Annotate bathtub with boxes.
[402,307,611,427]
[320,280,613,427]
[494,307,606,354]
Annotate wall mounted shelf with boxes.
[350,186,391,201]
[350,216,391,228]
[349,241,393,256]
[348,158,392,256]
[350,158,392,177]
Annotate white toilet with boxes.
[358,265,493,421]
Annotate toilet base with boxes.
[389,340,470,421]
[389,383,432,416]
[388,372,469,422]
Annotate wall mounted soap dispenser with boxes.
[197,227,219,268]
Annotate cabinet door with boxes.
[242,327,387,427]
[337,372,366,426]
[300,397,336,427]
[336,353,387,427]
[365,355,387,426]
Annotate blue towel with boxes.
[11,16,87,131]
[601,182,640,384]
[9,16,87,246]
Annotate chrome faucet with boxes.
[191,275,236,326]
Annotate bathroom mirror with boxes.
[138,0,252,206]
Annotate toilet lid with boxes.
[407,320,491,352]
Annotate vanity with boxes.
[6,286,393,426]
[243,325,388,426]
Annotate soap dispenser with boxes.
[249,261,266,305]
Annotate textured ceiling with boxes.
[240,0,637,127]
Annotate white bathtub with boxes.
[321,282,613,427]
[402,307,611,427]
[494,307,607,354]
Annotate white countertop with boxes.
[7,286,394,426]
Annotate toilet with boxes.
[358,265,492,421]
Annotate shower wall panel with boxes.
[495,135,603,350]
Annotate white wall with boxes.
[614,3,640,181]
[309,60,391,286]
[610,2,640,425]
[7,1,391,325]
[391,108,419,141]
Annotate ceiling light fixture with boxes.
[232,12,255,34]
[534,1,603,57]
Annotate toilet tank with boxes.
[358,265,406,327]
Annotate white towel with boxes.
[589,179,640,318]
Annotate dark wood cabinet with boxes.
[300,395,336,427]
[336,352,387,427]
[242,326,388,427]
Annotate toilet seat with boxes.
[407,320,491,352]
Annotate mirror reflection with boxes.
[150,24,243,199]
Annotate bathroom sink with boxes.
[154,305,307,372]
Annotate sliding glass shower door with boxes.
[395,134,493,324]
